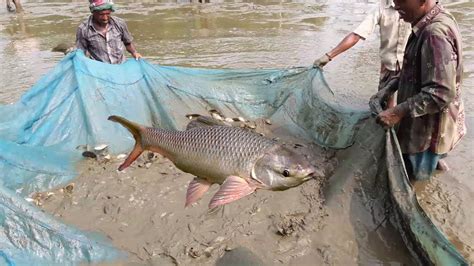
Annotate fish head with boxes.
[251,146,319,190]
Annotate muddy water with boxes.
[0,0,473,264]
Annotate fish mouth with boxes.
[303,167,323,180]
[300,171,315,181]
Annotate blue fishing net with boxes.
[0,50,467,265]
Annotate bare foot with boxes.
[436,159,450,171]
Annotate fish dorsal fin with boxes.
[186,116,227,130]
[209,176,257,209]
[185,178,211,207]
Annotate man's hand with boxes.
[125,43,141,60]
[376,105,408,128]
[313,54,331,68]
[132,52,142,60]
[369,87,392,115]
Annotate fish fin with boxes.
[209,176,256,209]
[186,116,226,130]
[118,143,143,171]
[185,178,211,207]
[108,115,145,171]
[108,115,143,139]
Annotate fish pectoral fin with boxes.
[185,178,211,207]
[208,176,256,209]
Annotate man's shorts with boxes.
[402,150,446,181]
[378,66,400,91]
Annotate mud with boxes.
[215,246,265,266]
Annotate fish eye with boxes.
[282,169,290,177]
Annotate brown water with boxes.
[1,0,473,264]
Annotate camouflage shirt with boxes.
[76,16,133,64]
[394,4,466,154]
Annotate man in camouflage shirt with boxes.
[370,0,466,180]
[76,0,141,64]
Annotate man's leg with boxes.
[13,0,24,13]
[402,150,443,181]
[436,154,449,171]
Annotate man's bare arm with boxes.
[314,33,363,67]
[125,43,142,60]
[326,32,363,59]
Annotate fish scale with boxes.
[142,126,277,182]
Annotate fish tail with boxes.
[108,115,145,171]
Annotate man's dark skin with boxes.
[92,9,142,60]
[375,0,437,128]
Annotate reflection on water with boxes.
[0,0,473,263]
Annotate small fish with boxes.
[246,122,256,129]
[185,114,201,120]
[224,117,234,123]
[210,111,224,121]
[94,144,108,151]
[186,116,227,130]
[117,153,127,159]
[236,117,246,122]
[109,115,318,209]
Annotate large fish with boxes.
[108,115,318,209]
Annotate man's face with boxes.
[393,0,425,24]
[92,9,112,26]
